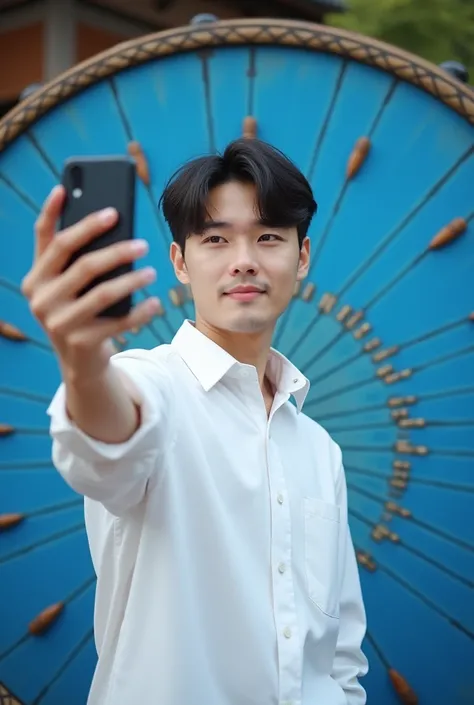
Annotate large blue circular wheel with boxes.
[0,18,473,705]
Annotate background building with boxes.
[0,0,345,117]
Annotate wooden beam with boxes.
[268,0,327,21]
[77,0,156,37]
[80,0,173,31]
[236,0,340,20]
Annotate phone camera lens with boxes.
[70,165,83,199]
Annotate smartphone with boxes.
[60,155,137,318]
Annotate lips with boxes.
[224,286,265,302]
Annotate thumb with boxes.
[34,185,66,262]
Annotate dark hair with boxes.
[159,138,317,251]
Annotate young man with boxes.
[22,138,368,705]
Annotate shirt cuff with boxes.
[46,370,160,464]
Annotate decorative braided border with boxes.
[0,682,24,705]
[0,17,473,152]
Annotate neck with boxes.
[194,317,274,390]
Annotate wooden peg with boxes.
[0,321,27,341]
[336,304,352,322]
[363,337,381,352]
[391,408,408,420]
[371,523,400,543]
[385,368,413,384]
[376,364,393,378]
[29,601,64,635]
[393,459,411,471]
[393,469,410,480]
[390,478,408,490]
[242,116,257,139]
[353,322,371,339]
[429,217,467,250]
[170,286,189,306]
[0,513,24,530]
[372,345,399,362]
[301,283,316,302]
[128,141,150,185]
[385,502,412,518]
[389,669,418,704]
[154,298,165,316]
[0,424,15,436]
[388,396,417,408]
[347,137,371,178]
[395,440,429,456]
[169,288,181,306]
[292,281,301,298]
[356,550,377,572]
[318,293,337,314]
[345,310,364,329]
[398,417,426,428]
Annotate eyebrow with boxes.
[201,219,281,230]
[201,221,232,230]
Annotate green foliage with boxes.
[327,0,474,82]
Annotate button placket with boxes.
[266,435,302,705]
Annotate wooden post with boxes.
[44,0,77,81]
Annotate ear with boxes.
[296,237,310,281]
[170,242,190,284]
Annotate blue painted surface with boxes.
[0,36,473,705]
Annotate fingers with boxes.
[41,237,150,305]
[25,207,119,295]
[44,265,157,337]
[44,206,119,278]
[53,297,161,354]
[92,297,162,342]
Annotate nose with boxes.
[229,243,259,277]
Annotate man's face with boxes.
[170,181,310,335]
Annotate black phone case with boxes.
[60,155,136,318]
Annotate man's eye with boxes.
[259,233,279,242]
[204,235,224,244]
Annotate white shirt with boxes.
[48,320,368,705]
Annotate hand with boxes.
[22,185,160,384]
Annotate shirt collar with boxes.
[171,320,310,412]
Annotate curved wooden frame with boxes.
[0,17,473,152]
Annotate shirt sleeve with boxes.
[46,350,175,517]
[331,452,369,704]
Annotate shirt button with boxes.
[283,627,292,639]
[293,378,298,384]
[277,493,284,504]
[278,562,286,574]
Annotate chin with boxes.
[225,314,274,334]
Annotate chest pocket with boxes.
[304,497,341,618]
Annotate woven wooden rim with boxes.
[1,17,473,152]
